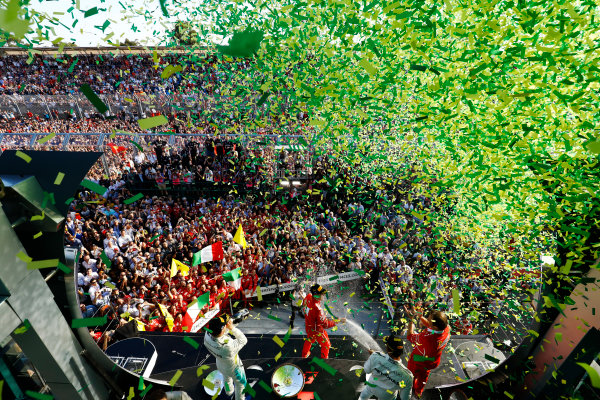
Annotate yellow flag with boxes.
[158,304,174,332]
[128,316,145,332]
[171,258,190,277]
[233,224,247,249]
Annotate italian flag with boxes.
[182,298,202,332]
[193,241,224,265]
[223,267,242,290]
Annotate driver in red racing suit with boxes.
[301,284,346,359]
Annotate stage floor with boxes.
[141,300,495,399]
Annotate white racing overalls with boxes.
[204,326,248,400]
[359,352,413,400]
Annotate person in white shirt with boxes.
[204,167,214,182]
[204,315,248,400]
[117,231,132,248]
[81,254,98,272]
[82,268,99,286]
[359,334,413,400]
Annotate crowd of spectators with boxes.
[0,53,252,96]
[0,50,538,350]
[0,113,305,135]
[60,135,538,353]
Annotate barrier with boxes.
[244,270,366,298]
[379,277,396,319]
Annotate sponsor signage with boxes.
[245,271,365,298]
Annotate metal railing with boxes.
[0,91,293,119]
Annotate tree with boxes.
[172,21,198,46]
[123,39,139,46]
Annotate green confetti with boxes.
[84,7,99,17]
[258,380,272,393]
[15,151,31,163]
[100,251,112,268]
[484,354,501,364]
[24,391,53,400]
[54,172,65,185]
[139,383,153,397]
[80,179,108,196]
[576,363,600,389]
[27,259,59,270]
[138,115,169,130]
[257,91,270,107]
[123,193,144,205]
[183,336,200,350]
[158,0,168,17]
[57,262,72,274]
[79,84,108,113]
[586,141,600,154]
[161,64,182,79]
[310,357,337,376]
[218,28,264,58]
[37,132,56,144]
[71,316,108,328]
[169,370,183,386]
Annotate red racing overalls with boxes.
[301,293,337,359]
[407,320,451,396]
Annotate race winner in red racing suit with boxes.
[301,284,346,359]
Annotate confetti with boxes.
[139,383,153,397]
[123,193,144,205]
[80,179,108,196]
[83,6,99,17]
[26,259,59,269]
[79,84,108,113]
[169,370,183,386]
[37,132,56,144]
[161,64,183,79]
[452,289,460,314]
[54,172,65,185]
[576,363,600,389]
[183,336,199,350]
[196,365,210,377]
[16,251,32,263]
[15,151,31,163]
[201,378,214,390]
[256,286,263,301]
[71,316,108,328]
[129,140,144,152]
[258,380,272,393]
[310,357,337,376]
[24,391,53,400]
[272,335,285,348]
[138,115,169,130]
[57,262,72,274]
[100,251,112,268]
